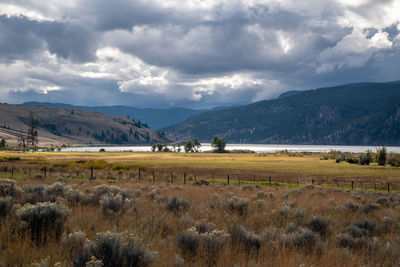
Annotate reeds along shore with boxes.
[1,176,400,266]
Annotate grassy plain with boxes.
[1,151,400,266]
[1,151,400,191]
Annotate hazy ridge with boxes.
[162,81,400,145]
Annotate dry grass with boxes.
[1,150,400,191]
[0,151,399,266]
[1,175,400,266]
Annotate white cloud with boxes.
[317,29,392,73]
[1,0,400,107]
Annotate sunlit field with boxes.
[1,151,400,266]
[1,151,400,191]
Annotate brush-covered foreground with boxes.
[1,177,400,266]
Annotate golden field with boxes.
[0,151,399,266]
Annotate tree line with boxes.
[152,136,227,153]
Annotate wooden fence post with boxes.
[152,171,155,183]
[184,172,186,185]
[28,167,31,179]
[90,166,94,180]
[11,165,14,178]
[387,183,390,193]
[351,181,354,191]
[374,180,376,191]
[253,175,256,184]
[312,179,314,185]
[227,175,230,185]
[43,166,47,179]
[269,177,271,186]
[170,172,173,184]
[237,175,240,186]
[138,168,141,181]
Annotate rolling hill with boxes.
[23,102,205,130]
[162,81,400,145]
[0,104,173,146]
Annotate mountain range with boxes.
[0,104,172,146]
[7,81,400,146]
[23,102,205,130]
[162,81,400,145]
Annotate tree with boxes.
[17,129,26,152]
[0,139,6,150]
[156,143,166,152]
[211,136,226,153]
[377,146,387,166]
[27,112,39,151]
[151,144,157,152]
[193,138,201,152]
[184,140,193,153]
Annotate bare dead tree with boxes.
[17,129,27,152]
[27,112,39,151]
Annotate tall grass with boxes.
[1,175,400,266]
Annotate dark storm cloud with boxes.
[0,15,97,63]
[0,0,399,108]
[82,0,170,31]
[103,4,350,76]
[0,15,44,61]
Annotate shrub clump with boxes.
[337,218,377,250]
[177,227,230,264]
[242,185,258,191]
[344,200,360,212]
[0,196,13,219]
[304,216,330,237]
[16,202,71,245]
[166,196,190,214]
[64,188,85,205]
[22,182,83,204]
[256,191,266,199]
[194,221,215,234]
[62,231,86,257]
[146,189,161,201]
[193,179,210,186]
[337,233,368,250]
[228,197,249,216]
[100,194,131,216]
[228,225,261,254]
[282,227,317,252]
[74,231,156,267]
[91,185,130,205]
[0,178,21,197]
[176,228,200,257]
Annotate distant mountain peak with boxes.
[278,90,301,99]
[162,81,400,146]
[23,102,206,130]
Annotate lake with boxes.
[61,144,400,153]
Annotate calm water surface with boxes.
[62,144,400,153]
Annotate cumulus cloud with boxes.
[0,0,399,108]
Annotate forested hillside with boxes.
[163,81,400,145]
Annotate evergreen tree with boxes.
[184,140,193,153]
[211,136,226,153]
[193,138,201,152]
[377,146,387,166]
[0,139,6,150]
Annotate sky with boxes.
[0,0,399,109]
